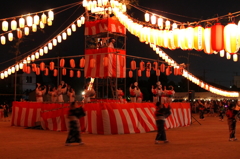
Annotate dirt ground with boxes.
[0,114,240,159]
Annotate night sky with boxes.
[0,0,240,88]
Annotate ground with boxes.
[0,114,240,159]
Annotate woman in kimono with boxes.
[48,86,57,102]
[57,83,67,102]
[65,101,85,146]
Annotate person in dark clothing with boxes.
[155,102,171,144]
[226,103,238,141]
[218,102,225,121]
[65,101,86,146]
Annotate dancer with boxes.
[155,102,171,144]
[166,86,175,103]
[117,88,124,103]
[57,81,67,102]
[65,101,85,146]
[48,86,57,102]
[152,85,158,103]
[155,81,163,103]
[129,82,138,103]
[36,83,46,102]
[136,88,143,103]
[67,87,76,103]
[161,86,168,104]
[226,103,238,141]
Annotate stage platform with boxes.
[11,101,191,135]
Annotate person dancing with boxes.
[155,102,171,144]
[65,101,85,146]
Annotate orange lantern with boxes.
[36,67,40,75]
[138,69,142,77]
[160,64,165,72]
[77,70,81,78]
[23,64,27,73]
[17,29,22,39]
[129,70,133,78]
[224,22,238,54]
[178,68,183,75]
[131,60,136,70]
[120,56,125,67]
[153,62,158,71]
[49,61,54,70]
[62,68,67,76]
[27,66,31,74]
[146,62,151,71]
[156,69,160,76]
[32,63,36,72]
[70,59,75,68]
[174,68,179,76]
[103,57,109,67]
[146,70,151,77]
[193,25,204,51]
[60,59,65,67]
[139,61,145,71]
[53,69,58,77]
[70,70,74,78]
[211,23,224,52]
[40,62,45,71]
[44,68,49,76]
[166,66,171,76]
[90,59,96,68]
[80,57,85,68]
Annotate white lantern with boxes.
[144,13,150,22]
[2,20,8,31]
[48,42,53,50]
[48,10,54,21]
[67,28,72,36]
[44,46,48,54]
[32,24,37,32]
[19,17,25,28]
[11,20,17,30]
[1,36,6,45]
[71,24,76,32]
[24,27,29,36]
[39,48,44,56]
[57,35,62,43]
[224,23,239,54]
[8,32,13,41]
[26,15,33,26]
[53,39,57,46]
[34,15,40,25]
[41,13,47,24]
[62,32,67,40]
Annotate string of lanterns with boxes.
[113,7,239,97]
[0,14,85,79]
[128,60,183,78]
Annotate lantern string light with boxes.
[0,12,85,78]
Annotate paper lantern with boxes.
[32,63,36,72]
[185,26,194,50]
[103,57,109,67]
[70,70,74,77]
[203,27,214,54]
[35,52,39,59]
[151,15,156,25]
[41,13,47,24]
[32,24,37,32]
[139,61,145,71]
[15,64,19,71]
[19,17,25,28]
[36,67,40,75]
[40,21,45,29]
[233,54,238,62]
[26,15,33,27]
[44,68,49,76]
[160,64,165,72]
[138,69,142,77]
[40,62,45,71]
[67,28,72,36]
[27,66,31,74]
[39,48,44,56]
[23,64,27,73]
[131,60,136,70]
[2,20,8,31]
[48,42,53,50]
[81,16,85,24]
[146,70,151,77]
[62,68,67,76]
[44,46,48,54]
[24,27,29,36]
[166,66,171,76]
[8,32,13,41]
[62,32,67,40]
[129,70,133,78]
[49,61,54,70]
[53,69,58,77]
[19,63,23,69]
[70,59,75,68]
[173,28,180,48]
[4,71,8,77]
[224,23,238,54]
[90,59,96,68]
[71,24,76,32]
[174,68,179,76]
[1,73,4,79]
[153,62,158,71]
[144,13,149,22]
[211,23,224,52]
[77,19,82,27]
[156,69,160,76]
[158,18,163,29]
[60,59,65,67]
[11,67,15,73]
[178,68,183,75]
[179,27,187,50]
[80,58,85,68]
[8,68,11,75]
[34,15,40,25]
[17,29,22,39]
[77,70,81,78]
[48,10,54,21]
[53,39,57,46]
[146,62,151,71]
[193,25,204,51]
[1,36,6,45]
[11,20,17,30]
